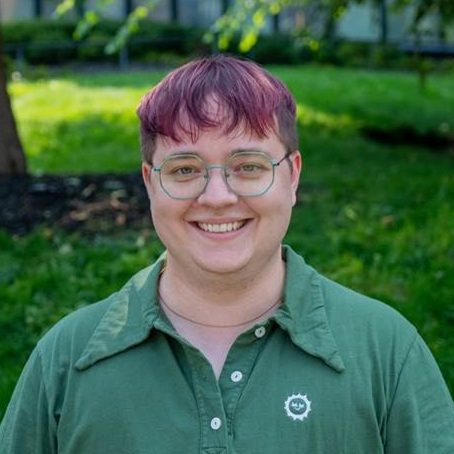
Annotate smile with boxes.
[197,221,246,233]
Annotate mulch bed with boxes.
[0,173,151,235]
[360,126,454,153]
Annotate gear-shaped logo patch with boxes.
[284,393,312,421]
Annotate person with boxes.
[1,55,453,453]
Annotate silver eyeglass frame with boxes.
[150,151,293,200]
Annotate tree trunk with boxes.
[0,27,27,175]
[34,0,43,18]
[323,4,338,43]
[124,0,133,18]
[378,0,388,45]
[221,0,230,14]
[169,0,179,22]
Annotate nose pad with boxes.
[197,166,237,203]
[205,166,232,192]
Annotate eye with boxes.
[161,156,205,180]
[174,166,197,176]
[229,152,272,177]
[240,163,262,173]
[231,160,268,177]
[168,165,204,182]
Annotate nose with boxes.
[196,166,238,206]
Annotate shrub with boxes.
[248,33,300,64]
[2,19,209,65]
[2,20,78,64]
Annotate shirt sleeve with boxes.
[0,347,58,454]
[385,334,454,453]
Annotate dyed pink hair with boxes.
[137,54,298,162]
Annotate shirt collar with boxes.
[75,253,165,371]
[273,246,345,373]
[76,247,345,373]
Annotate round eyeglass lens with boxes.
[159,154,207,199]
[226,152,275,196]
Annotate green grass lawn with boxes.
[1,65,453,417]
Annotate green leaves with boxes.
[54,0,75,17]
[105,5,152,54]
[210,0,454,56]
[74,11,101,40]
[207,0,290,54]
[56,0,159,54]
[239,30,258,52]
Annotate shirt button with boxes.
[230,371,243,382]
[210,417,222,430]
[254,326,266,338]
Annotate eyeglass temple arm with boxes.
[274,150,294,167]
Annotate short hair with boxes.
[137,54,298,163]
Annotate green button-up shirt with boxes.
[1,246,454,453]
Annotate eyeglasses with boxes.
[151,151,291,200]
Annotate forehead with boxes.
[155,126,284,160]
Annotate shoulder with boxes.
[320,274,414,332]
[35,263,158,372]
[317,273,418,366]
[284,245,418,362]
[285,245,416,339]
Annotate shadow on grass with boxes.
[296,103,454,156]
[52,65,170,89]
[26,114,141,174]
[361,125,454,154]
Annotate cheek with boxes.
[150,205,173,249]
[147,176,162,199]
[271,188,295,227]
[150,199,171,229]
[149,199,190,238]
[291,190,297,207]
[254,192,293,229]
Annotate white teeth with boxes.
[198,221,245,233]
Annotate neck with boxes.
[158,249,285,327]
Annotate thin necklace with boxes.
[159,294,281,328]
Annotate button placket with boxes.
[217,322,272,436]
[210,417,222,430]
[254,326,266,338]
[230,371,243,383]
[185,345,228,450]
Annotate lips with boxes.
[197,221,246,233]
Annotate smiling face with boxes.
[143,126,301,278]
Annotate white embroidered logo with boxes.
[284,393,312,421]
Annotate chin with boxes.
[193,252,252,276]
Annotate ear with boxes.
[142,162,154,199]
[289,151,302,206]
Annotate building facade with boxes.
[1,0,453,46]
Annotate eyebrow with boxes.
[165,150,200,157]
[230,147,266,155]
[162,147,270,161]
